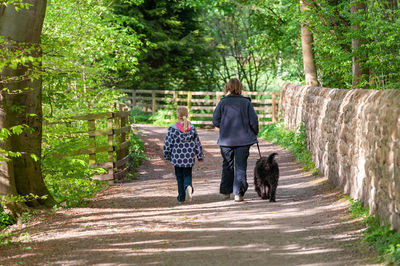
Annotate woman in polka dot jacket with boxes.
[163,107,204,203]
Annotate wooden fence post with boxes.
[173,91,177,105]
[272,92,277,123]
[88,119,96,166]
[107,117,114,168]
[117,107,128,162]
[187,91,192,119]
[113,107,131,181]
[132,91,136,108]
[152,91,156,114]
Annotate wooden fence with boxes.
[45,107,131,183]
[121,90,278,125]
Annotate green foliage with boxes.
[346,196,400,265]
[42,0,142,116]
[362,2,400,89]
[43,156,108,207]
[210,1,301,90]
[302,0,352,88]
[42,122,109,207]
[42,113,146,208]
[0,194,48,230]
[0,210,15,230]
[114,0,221,91]
[1,194,48,207]
[129,130,148,168]
[39,0,146,209]
[43,119,108,159]
[130,108,152,124]
[0,231,12,247]
[302,0,400,89]
[0,0,32,10]
[148,106,177,127]
[182,0,303,89]
[0,124,38,162]
[19,211,38,224]
[260,122,318,174]
[184,0,400,90]
[128,101,177,126]
[0,38,42,89]
[45,172,107,208]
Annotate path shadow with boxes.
[0,125,377,266]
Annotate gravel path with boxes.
[0,124,379,265]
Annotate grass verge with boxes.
[259,121,319,174]
[346,196,400,265]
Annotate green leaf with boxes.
[30,154,39,162]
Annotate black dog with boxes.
[254,153,279,202]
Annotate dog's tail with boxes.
[267,153,278,164]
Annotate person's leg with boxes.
[233,145,250,197]
[182,167,193,201]
[174,166,185,202]
[219,146,234,195]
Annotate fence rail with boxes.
[121,89,278,125]
[45,106,131,183]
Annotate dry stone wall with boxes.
[279,82,400,230]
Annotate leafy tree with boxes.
[301,0,400,89]
[0,0,56,217]
[40,0,145,207]
[42,0,143,117]
[184,0,304,91]
[203,3,274,91]
[351,0,369,88]
[114,0,220,91]
[184,0,400,90]
[300,0,318,86]
[362,1,400,89]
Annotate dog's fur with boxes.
[254,153,279,202]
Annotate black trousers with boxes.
[219,145,250,197]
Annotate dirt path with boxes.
[1,124,379,266]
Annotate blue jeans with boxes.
[220,145,250,197]
[174,166,193,202]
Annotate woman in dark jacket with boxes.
[212,78,259,202]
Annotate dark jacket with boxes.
[163,123,204,168]
[212,94,259,146]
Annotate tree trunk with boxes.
[300,0,318,86]
[351,1,369,88]
[0,0,56,213]
[0,110,28,217]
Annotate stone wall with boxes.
[279,82,400,230]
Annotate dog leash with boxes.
[256,142,262,159]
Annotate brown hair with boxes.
[177,106,189,133]
[225,78,244,95]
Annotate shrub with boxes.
[0,209,15,230]
[43,158,108,207]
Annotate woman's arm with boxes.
[212,101,222,128]
[248,102,259,135]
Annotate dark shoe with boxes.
[222,193,231,200]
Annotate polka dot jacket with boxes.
[163,123,204,168]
